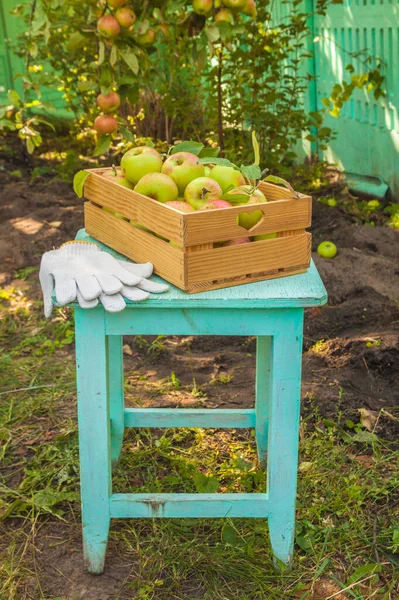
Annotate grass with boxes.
[1,279,399,599]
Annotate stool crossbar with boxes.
[73,229,327,575]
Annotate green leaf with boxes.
[205,24,220,43]
[263,175,296,195]
[198,147,220,158]
[73,170,90,198]
[66,31,86,52]
[26,138,35,154]
[193,473,219,493]
[98,41,105,66]
[7,89,21,107]
[119,49,139,75]
[94,134,112,157]
[346,563,381,586]
[0,119,16,131]
[240,164,261,181]
[252,131,260,166]
[351,430,379,444]
[99,64,113,90]
[222,524,237,545]
[110,44,118,67]
[120,127,134,142]
[199,156,236,168]
[171,141,204,156]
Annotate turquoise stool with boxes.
[73,230,327,574]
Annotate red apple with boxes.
[115,7,136,28]
[96,91,120,113]
[199,199,232,210]
[94,114,118,134]
[184,177,223,210]
[222,237,250,246]
[97,15,120,38]
[162,152,206,195]
[164,201,194,213]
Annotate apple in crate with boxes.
[164,201,194,213]
[184,177,223,210]
[121,146,163,185]
[102,168,133,189]
[222,237,250,246]
[253,232,277,241]
[198,199,232,210]
[231,186,267,230]
[209,165,245,193]
[134,173,178,203]
[162,152,205,195]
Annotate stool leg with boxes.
[108,335,124,469]
[75,308,111,574]
[267,312,303,569]
[255,336,272,465]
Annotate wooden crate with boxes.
[83,168,312,293]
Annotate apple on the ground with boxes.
[134,173,178,203]
[209,165,245,193]
[162,152,205,196]
[121,146,163,185]
[184,177,223,210]
[317,241,337,259]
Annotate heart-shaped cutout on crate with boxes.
[236,210,265,232]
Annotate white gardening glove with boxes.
[39,241,168,317]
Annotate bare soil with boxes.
[1,155,399,599]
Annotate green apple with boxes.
[236,187,267,229]
[215,8,234,23]
[192,0,221,15]
[253,232,277,241]
[162,152,205,196]
[317,241,337,259]
[121,146,162,185]
[241,0,256,17]
[103,207,125,219]
[209,165,245,193]
[204,166,213,177]
[222,0,245,9]
[102,168,133,189]
[367,200,380,210]
[198,199,232,210]
[184,177,223,210]
[134,172,178,203]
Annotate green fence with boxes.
[1,0,398,197]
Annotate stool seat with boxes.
[72,229,327,574]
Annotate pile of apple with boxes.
[101,145,276,247]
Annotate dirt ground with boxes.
[1,153,399,599]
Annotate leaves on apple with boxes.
[73,170,90,198]
[94,134,112,157]
[198,147,220,158]
[240,164,261,181]
[171,141,204,155]
[221,191,249,203]
[263,174,298,196]
[199,156,236,167]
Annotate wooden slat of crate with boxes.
[258,181,306,201]
[186,233,311,285]
[85,203,185,288]
[84,171,184,245]
[184,197,311,245]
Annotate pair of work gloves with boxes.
[39,240,168,317]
